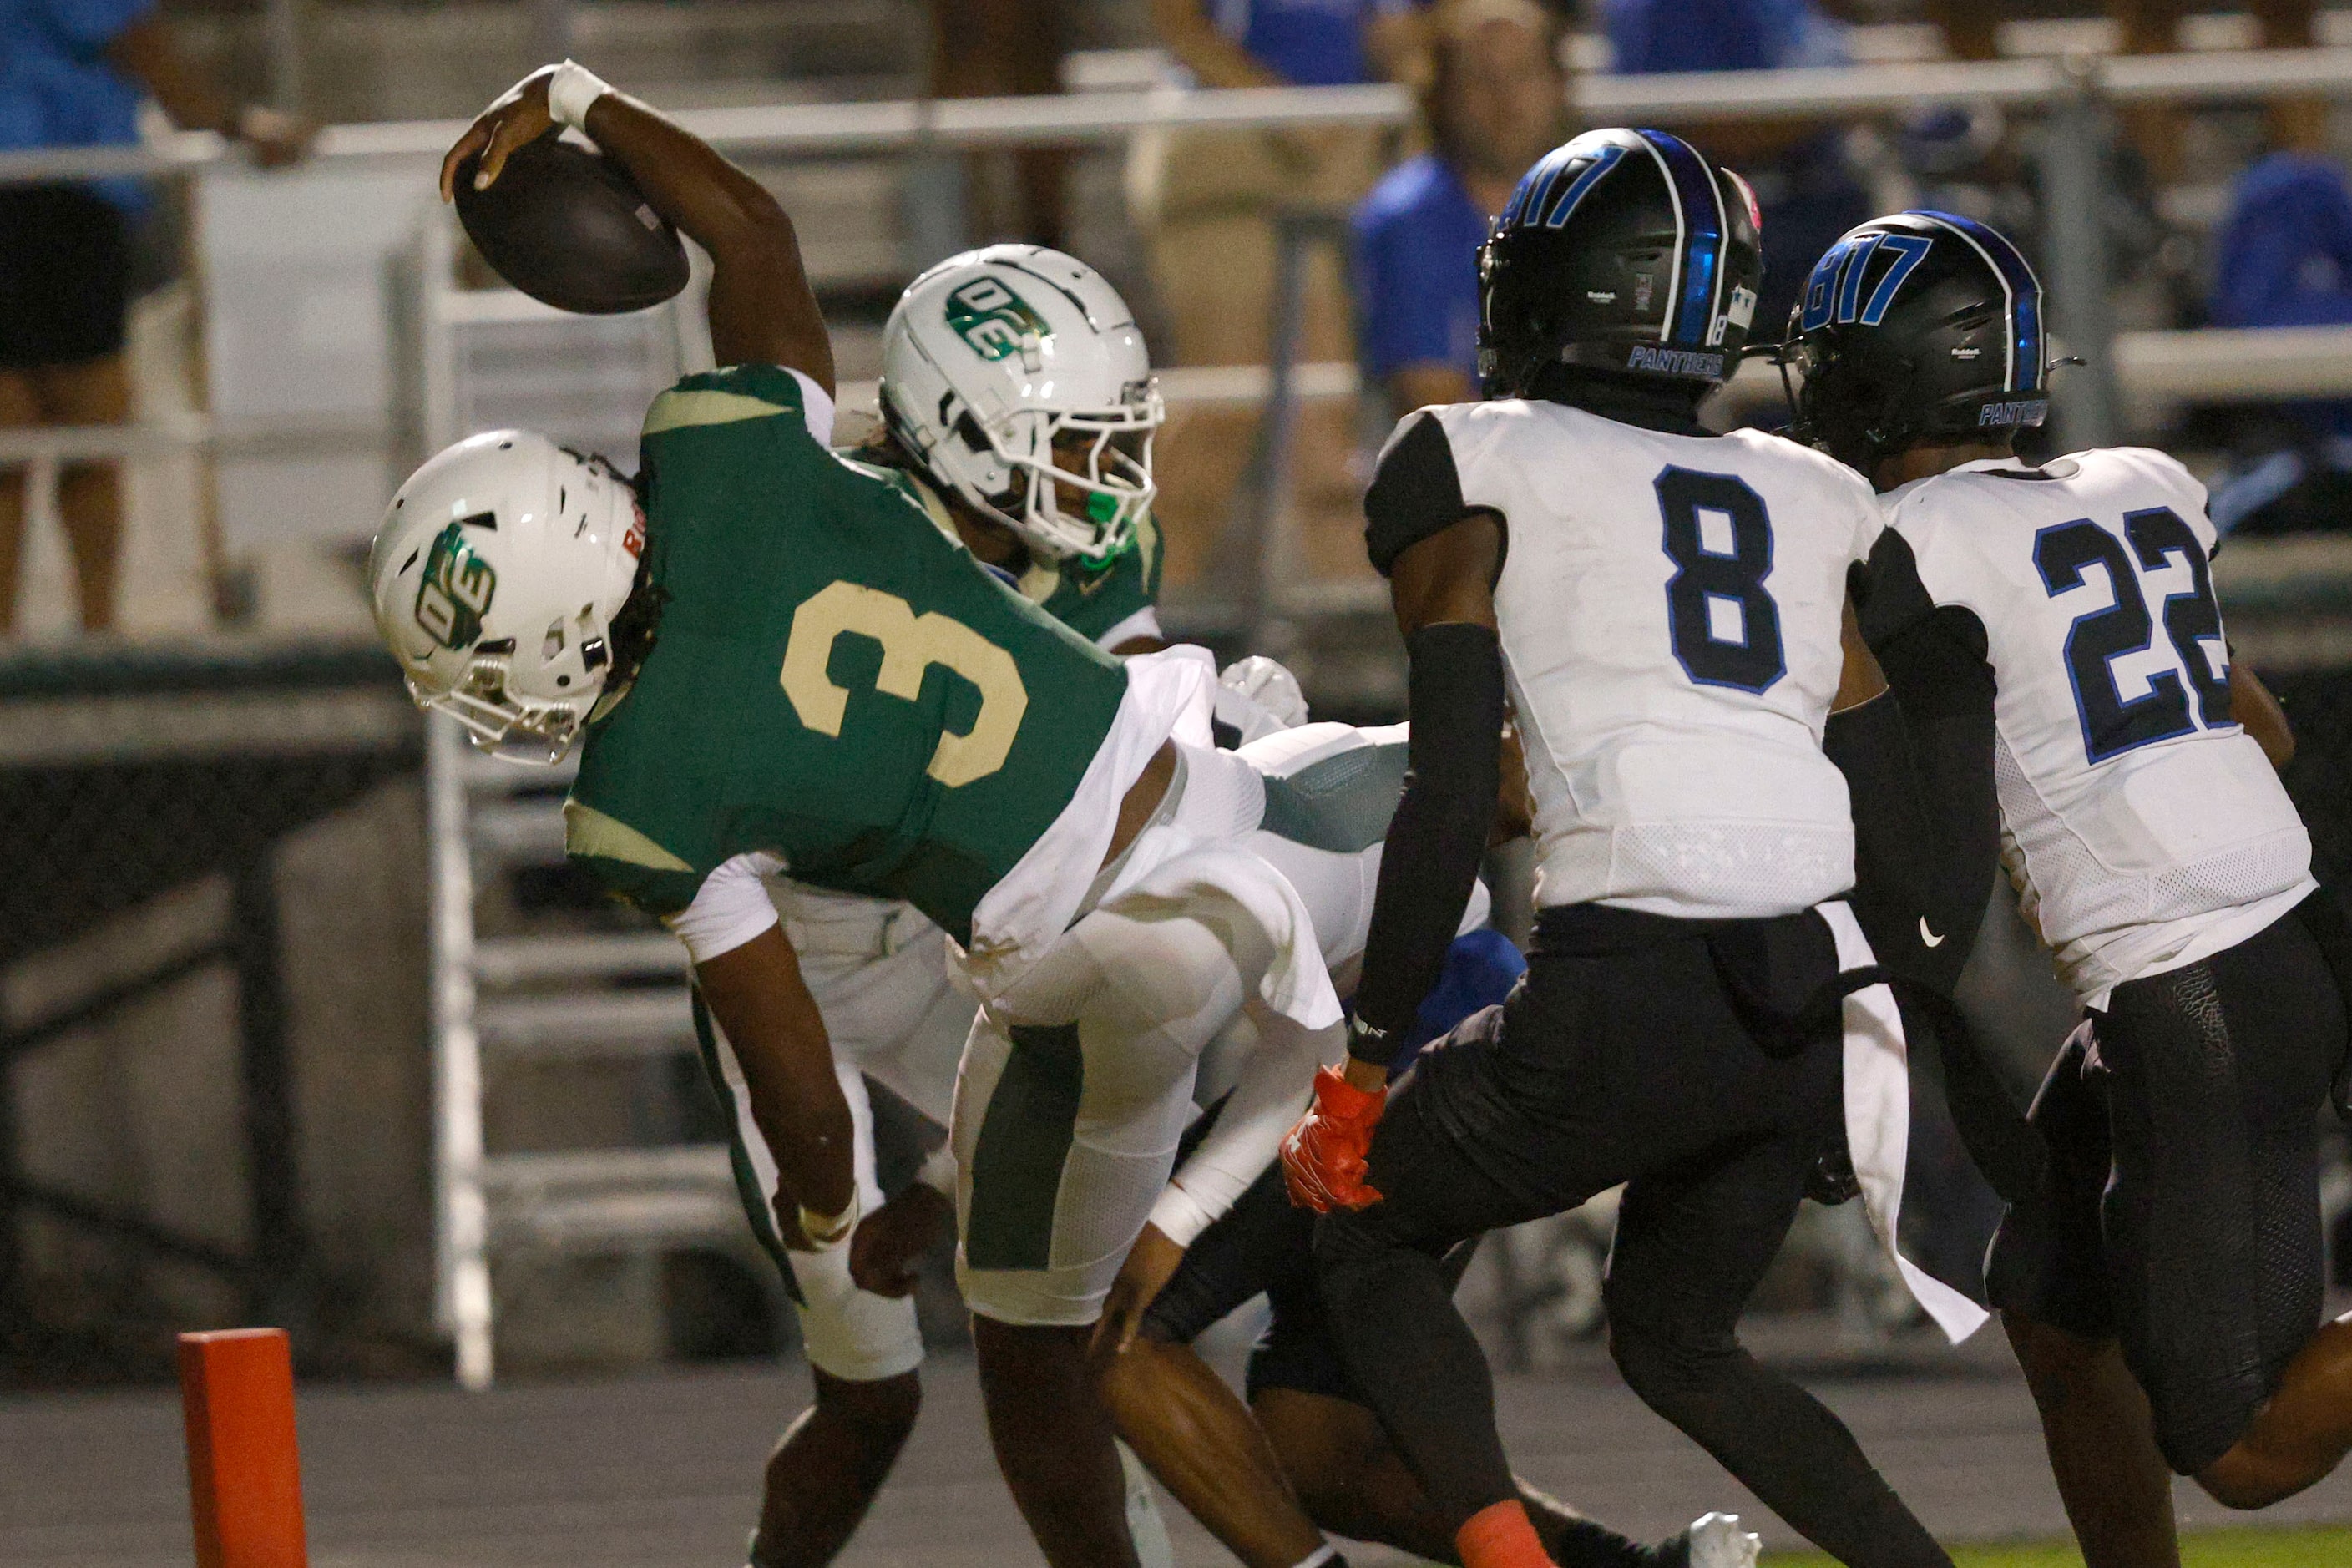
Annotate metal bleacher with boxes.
[398,204,766,1389]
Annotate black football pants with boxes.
[1987,898,2349,1474]
[1314,903,1955,1568]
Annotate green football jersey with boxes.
[1020,510,1161,647]
[876,463,1163,649]
[564,365,1132,945]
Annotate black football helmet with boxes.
[1786,210,2050,470]
[1479,128,1764,397]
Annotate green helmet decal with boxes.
[415,520,498,649]
[944,276,1051,367]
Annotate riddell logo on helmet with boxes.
[944,276,1051,371]
[1978,399,2048,427]
[1626,344,1724,379]
[415,522,497,650]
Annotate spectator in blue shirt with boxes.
[1353,0,1564,412]
[0,0,309,635]
[1601,0,1869,340]
[2198,153,2352,536]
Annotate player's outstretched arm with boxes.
[443,67,835,393]
[2232,661,2297,770]
[695,927,858,1240]
[1347,513,1506,1090]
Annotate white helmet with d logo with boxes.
[369,430,644,763]
[881,245,1161,563]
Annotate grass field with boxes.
[1764,1527,2352,1565]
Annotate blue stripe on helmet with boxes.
[1912,209,2045,392]
[1834,232,1883,324]
[1540,143,1626,229]
[1858,233,1934,325]
[1799,236,1856,334]
[1499,140,1629,234]
[1497,146,1567,230]
[1639,130,1725,347]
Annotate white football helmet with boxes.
[369,430,644,763]
[880,244,1162,564]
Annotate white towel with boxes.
[1819,899,1992,1345]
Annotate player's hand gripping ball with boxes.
[1282,1065,1387,1213]
[443,68,689,315]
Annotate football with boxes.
[453,130,690,315]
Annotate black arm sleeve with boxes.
[1842,539,2001,993]
[1350,622,1505,1046]
[1364,411,1469,577]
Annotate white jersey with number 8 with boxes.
[1375,400,1884,919]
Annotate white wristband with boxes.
[1146,1181,1219,1250]
[797,1191,858,1252]
[546,60,612,132]
[916,1144,959,1198]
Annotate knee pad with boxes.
[787,1238,925,1383]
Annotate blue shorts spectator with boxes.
[0,0,157,370]
[1354,153,1489,391]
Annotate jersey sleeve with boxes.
[1363,409,1474,577]
[664,851,787,963]
[1044,511,1164,647]
[563,796,716,920]
[642,362,835,450]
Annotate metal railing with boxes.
[15,45,2352,1378]
[3,45,2352,524]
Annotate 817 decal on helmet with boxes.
[415,521,498,649]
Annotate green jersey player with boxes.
[376,63,1349,1568]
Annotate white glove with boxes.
[1216,655,1309,744]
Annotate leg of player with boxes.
[974,1315,1145,1568]
[751,1368,922,1568]
[953,902,1264,1568]
[706,989,937,1568]
[2092,917,2350,1511]
[2000,1315,2180,1568]
[2198,1313,2352,1506]
[1311,1104,1571,1567]
[1250,1387,1687,1568]
[1601,1145,1953,1568]
[1315,1001,1925,1566]
[1100,1336,1331,1568]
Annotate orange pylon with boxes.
[178,1329,308,1568]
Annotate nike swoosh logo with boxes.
[1920,918,1945,948]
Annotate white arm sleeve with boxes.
[1150,1013,1339,1247]
[664,851,787,964]
[784,368,837,447]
